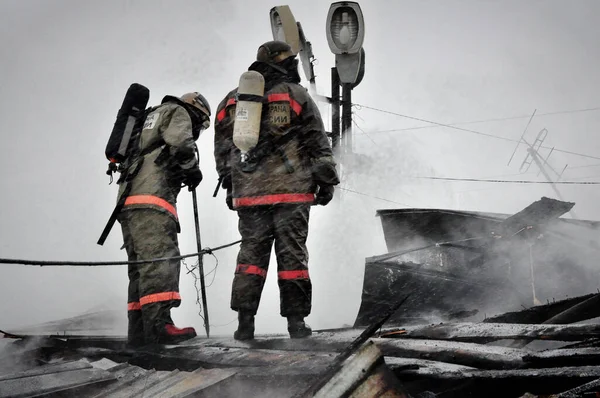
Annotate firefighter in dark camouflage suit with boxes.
[214,41,339,340]
[118,92,210,346]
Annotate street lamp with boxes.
[326,1,365,156]
[269,6,300,55]
[297,22,316,85]
[326,2,365,55]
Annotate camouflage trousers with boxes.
[231,204,312,317]
[119,209,181,344]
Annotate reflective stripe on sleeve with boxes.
[139,291,182,306]
[216,98,238,123]
[124,195,178,219]
[127,302,141,311]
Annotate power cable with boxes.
[353,103,600,161]
[361,106,600,135]
[339,187,411,206]
[352,119,378,146]
[0,239,242,267]
[411,176,600,185]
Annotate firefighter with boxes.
[213,41,340,340]
[119,92,211,346]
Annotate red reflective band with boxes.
[278,270,310,280]
[236,264,267,278]
[267,93,302,115]
[127,302,141,311]
[233,193,315,207]
[124,195,178,219]
[216,108,227,122]
[216,98,238,123]
[139,292,182,306]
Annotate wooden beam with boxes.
[379,322,600,343]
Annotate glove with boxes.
[226,189,234,210]
[221,175,232,190]
[185,168,203,191]
[315,185,334,206]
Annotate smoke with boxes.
[1,0,599,340]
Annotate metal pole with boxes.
[331,67,340,155]
[192,189,210,338]
[341,83,352,154]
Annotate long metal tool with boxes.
[192,145,209,338]
[192,187,210,338]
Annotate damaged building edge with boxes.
[355,197,600,327]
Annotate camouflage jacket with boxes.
[118,101,200,223]
[214,80,339,209]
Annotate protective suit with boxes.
[214,41,339,340]
[118,93,210,346]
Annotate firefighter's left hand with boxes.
[185,168,203,191]
[315,185,334,206]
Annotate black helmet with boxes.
[256,40,295,64]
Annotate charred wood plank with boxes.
[484,294,596,324]
[555,377,600,397]
[511,294,600,348]
[0,367,115,398]
[373,338,527,370]
[559,338,600,350]
[494,197,574,238]
[523,348,600,368]
[384,357,477,374]
[295,295,409,397]
[395,365,600,382]
[379,322,600,343]
[542,294,600,325]
[313,342,409,398]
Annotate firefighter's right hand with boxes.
[315,185,334,206]
[185,168,203,191]
[221,175,232,190]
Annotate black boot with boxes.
[127,310,145,348]
[233,312,255,341]
[287,316,312,339]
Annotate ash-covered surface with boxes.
[3,305,600,398]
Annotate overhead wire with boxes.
[338,187,411,206]
[352,103,600,161]
[410,176,600,185]
[0,239,242,266]
[360,106,600,135]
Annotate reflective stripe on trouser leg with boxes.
[119,209,182,343]
[274,204,312,317]
[231,207,275,315]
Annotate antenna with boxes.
[507,109,537,166]
[515,128,576,219]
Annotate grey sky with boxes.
[1,0,599,335]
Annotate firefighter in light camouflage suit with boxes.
[214,41,340,340]
[118,92,210,346]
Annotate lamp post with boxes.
[326,1,365,158]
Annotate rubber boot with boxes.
[233,312,255,341]
[157,323,197,344]
[127,310,145,348]
[287,316,312,339]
